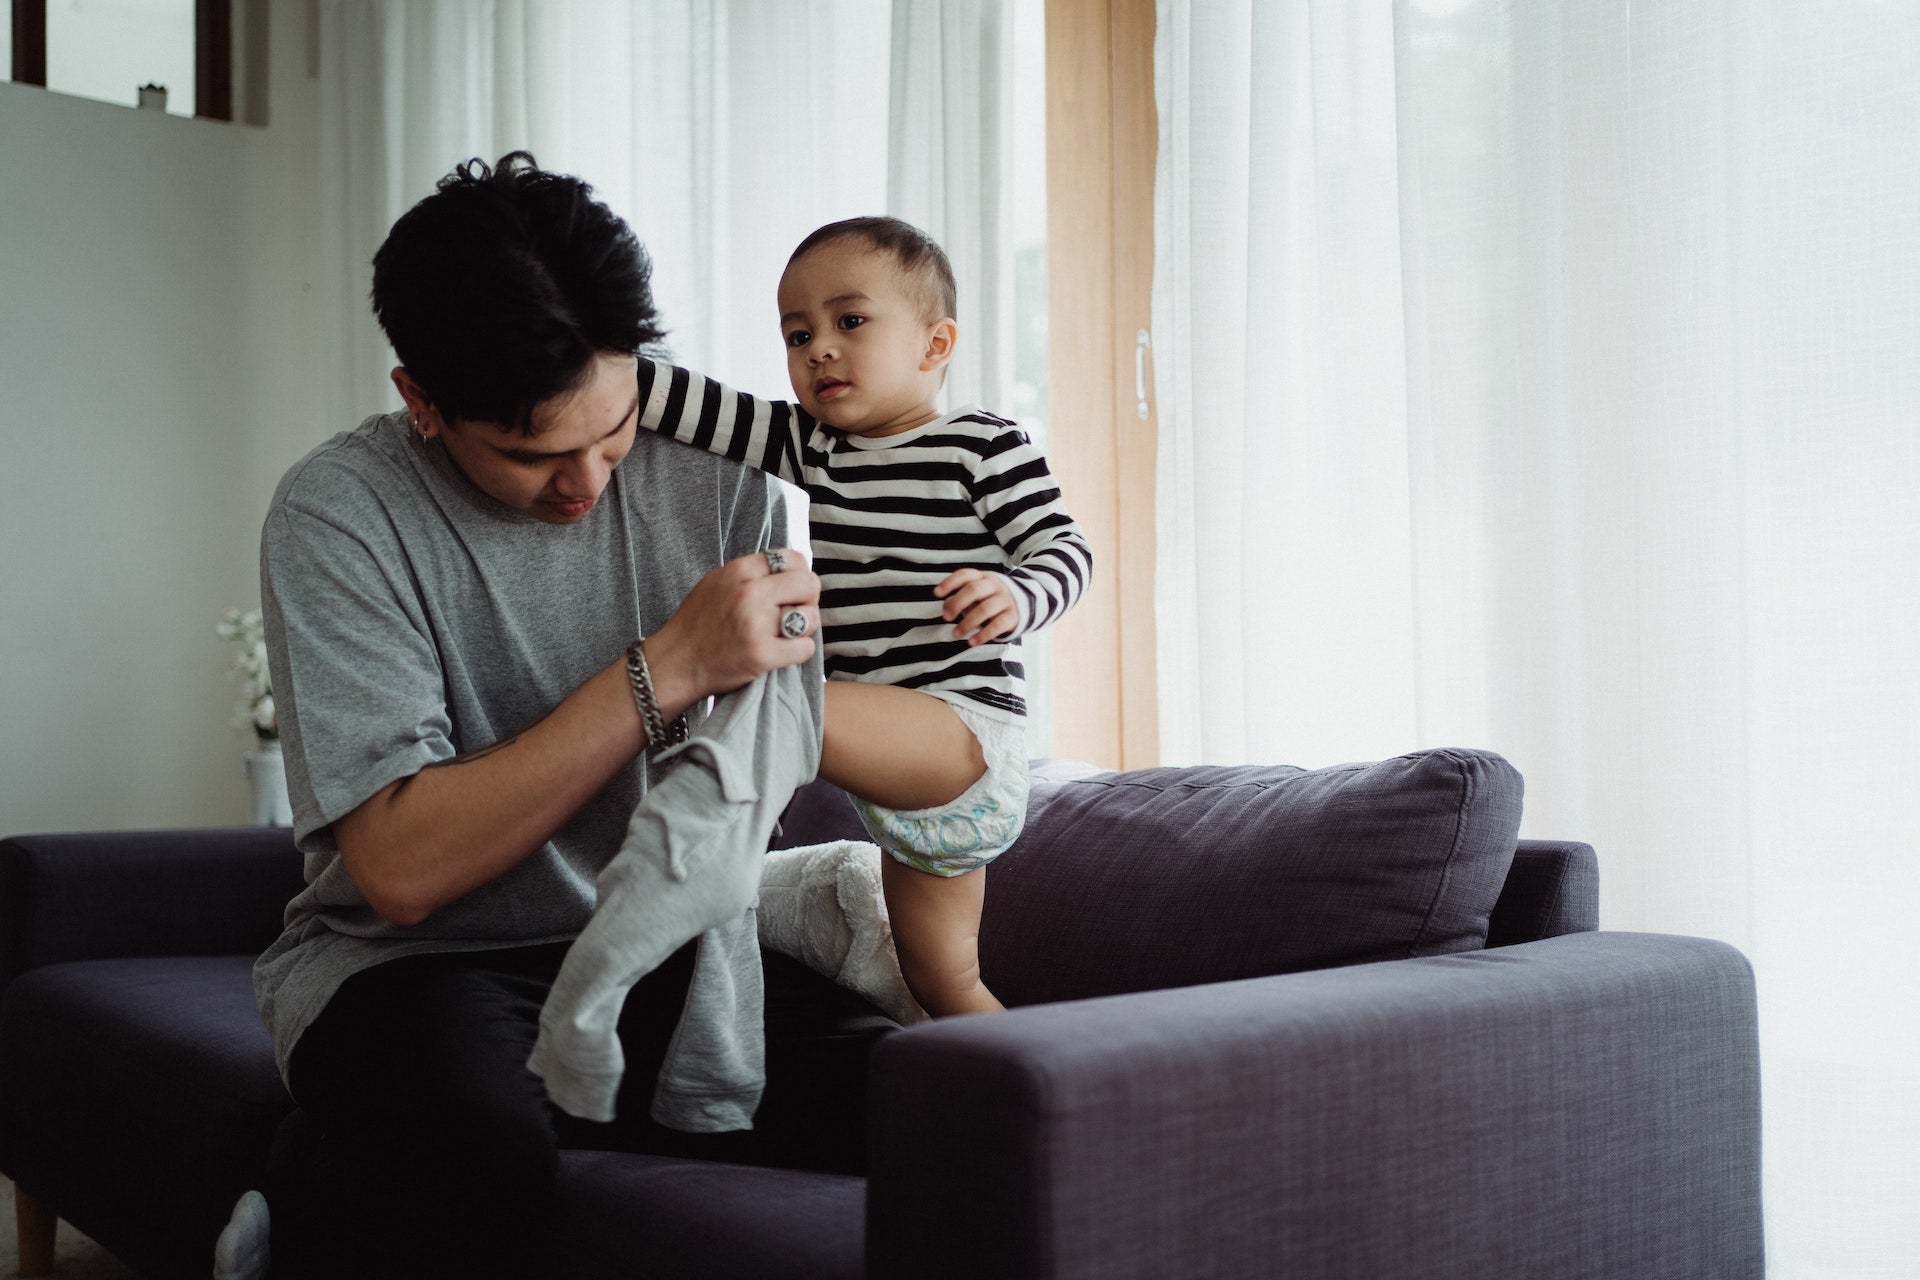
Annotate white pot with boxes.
[243,741,294,827]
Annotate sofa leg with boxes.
[15,1185,57,1277]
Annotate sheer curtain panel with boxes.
[314,0,899,429]
[887,0,1015,416]
[1153,2,1920,1275]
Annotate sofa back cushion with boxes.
[776,748,1523,1008]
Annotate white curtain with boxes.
[314,0,964,431]
[887,0,1016,415]
[310,0,1020,716]
[1154,2,1920,1275]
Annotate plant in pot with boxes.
[217,607,292,826]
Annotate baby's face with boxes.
[778,239,954,437]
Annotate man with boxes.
[219,153,892,1280]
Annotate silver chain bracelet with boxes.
[625,637,689,760]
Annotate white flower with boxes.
[218,606,277,742]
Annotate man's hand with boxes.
[934,568,1019,647]
[332,545,819,927]
[644,548,821,712]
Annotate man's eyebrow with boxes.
[504,394,640,458]
[781,292,871,325]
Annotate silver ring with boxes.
[764,548,787,574]
[779,608,809,639]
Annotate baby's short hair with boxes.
[788,217,957,323]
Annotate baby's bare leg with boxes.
[821,681,985,810]
[881,857,1005,1017]
[821,682,1004,1016]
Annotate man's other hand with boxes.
[646,548,820,710]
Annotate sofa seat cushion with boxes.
[779,749,1525,1008]
[0,954,288,1275]
[0,957,870,1279]
[553,1148,864,1280]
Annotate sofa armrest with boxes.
[1486,838,1599,946]
[0,828,303,988]
[866,931,1762,1280]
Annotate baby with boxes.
[639,216,1092,1017]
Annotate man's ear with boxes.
[390,367,444,439]
[920,318,958,373]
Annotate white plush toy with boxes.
[757,840,929,1026]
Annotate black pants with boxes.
[262,940,894,1279]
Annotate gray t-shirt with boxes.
[253,400,780,1078]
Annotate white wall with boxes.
[0,14,331,834]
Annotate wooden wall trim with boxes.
[196,0,233,120]
[1109,0,1158,768]
[12,0,48,86]
[1044,0,1158,769]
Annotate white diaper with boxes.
[850,700,1027,877]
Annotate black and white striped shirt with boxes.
[638,359,1093,722]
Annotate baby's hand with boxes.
[934,569,1018,647]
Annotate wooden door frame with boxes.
[1044,0,1159,769]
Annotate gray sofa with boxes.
[0,748,1764,1278]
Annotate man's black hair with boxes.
[371,152,665,432]
[787,216,957,323]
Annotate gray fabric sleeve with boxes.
[866,931,1763,1280]
[260,502,454,838]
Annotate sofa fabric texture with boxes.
[780,748,1526,1006]
[0,750,1764,1280]
[0,828,301,986]
[0,956,282,1277]
[1485,837,1600,946]
[866,931,1762,1280]
[551,1149,865,1280]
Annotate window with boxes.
[9,0,234,120]
[51,0,194,115]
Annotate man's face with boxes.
[424,351,640,525]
